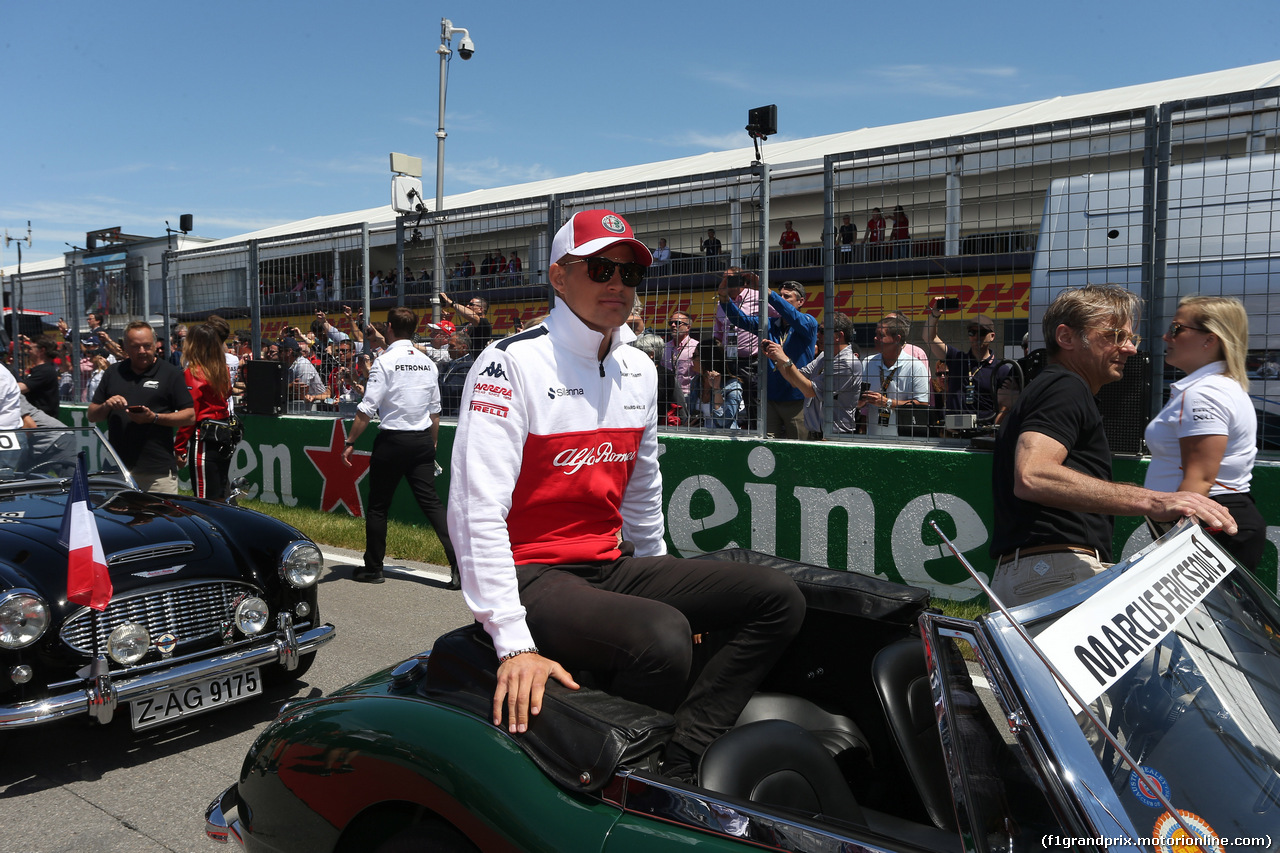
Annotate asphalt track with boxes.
[0,546,472,853]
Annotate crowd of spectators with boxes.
[640,207,913,275]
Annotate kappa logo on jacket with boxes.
[479,361,509,381]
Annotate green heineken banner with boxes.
[64,409,1280,600]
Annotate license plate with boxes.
[130,668,262,730]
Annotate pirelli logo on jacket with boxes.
[470,400,509,418]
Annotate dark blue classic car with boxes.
[206,525,1280,852]
[0,427,334,732]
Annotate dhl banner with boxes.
[244,274,1029,342]
[633,273,1029,329]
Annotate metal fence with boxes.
[127,82,1280,451]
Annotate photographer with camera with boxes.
[57,313,124,362]
[718,277,817,439]
[327,338,363,401]
[924,296,1011,426]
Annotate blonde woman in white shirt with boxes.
[1144,296,1262,570]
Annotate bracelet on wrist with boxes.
[779,359,793,369]
[499,647,540,663]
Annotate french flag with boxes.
[58,451,111,611]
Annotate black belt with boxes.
[997,544,1099,565]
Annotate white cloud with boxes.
[446,157,557,189]
[874,64,1022,98]
[689,62,1023,101]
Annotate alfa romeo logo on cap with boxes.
[601,214,626,233]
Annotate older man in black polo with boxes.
[88,322,194,493]
[990,285,1237,607]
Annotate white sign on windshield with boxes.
[1035,524,1237,707]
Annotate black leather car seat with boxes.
[699,719,867,827]
[734,692,871,762]
[871,637,957,831]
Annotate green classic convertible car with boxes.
[207,525,1280,852]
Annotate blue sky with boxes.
[2,0,1278,266]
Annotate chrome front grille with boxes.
[59,580,262,657]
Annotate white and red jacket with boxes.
[448,302,666,658]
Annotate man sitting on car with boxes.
[447,210,805,784]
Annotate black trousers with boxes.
[364,430,458,572]
[516,548,805,753]
[1210,491,1266,573]
[188,428,232,500]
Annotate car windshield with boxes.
[0,426,127,484]
[1022,523,1280,847]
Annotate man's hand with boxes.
[762,340,786,363]
[125,404,155,424]
[492,652,579,734]
[1148,491,1238,535]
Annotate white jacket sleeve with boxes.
[446,347,537,658]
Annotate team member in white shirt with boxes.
[1145,296,1262,570]
[343,307,459,587]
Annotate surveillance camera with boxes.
[457,37,475,59]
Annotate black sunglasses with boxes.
[564,256,646,287]
[1167,321,1209,337]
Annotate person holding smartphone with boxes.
[88,322,194,493]
[858,315,928,437]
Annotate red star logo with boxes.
[304,420,371,517]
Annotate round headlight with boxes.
[280,542,323,588]
[235,596,270,636]
[107,623,151,665]
[0,591,49,650]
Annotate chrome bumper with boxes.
[0,621,335,730]
[205,784,245,847]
